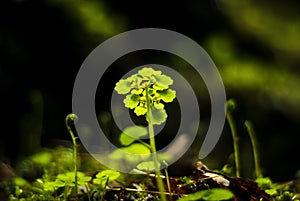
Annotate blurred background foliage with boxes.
[1,0,300,182]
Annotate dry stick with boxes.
[226,100,241,177]
[245,120,262,178]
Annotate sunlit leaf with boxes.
[152,84,165,90]
[120,126,148,145]
[265,189,277,196]
[92,177,104,186]
[134,105,147,116]
[43,180,64,192]
[13,177,29,187]
[56,172,74,183]
[178,188,234,201]
[120,134,135,146]
[115,79,132,94]
[124,126,148,137]
[137,161,159,171]
[109,143,151,162]
[153,74,173,89]
[93,170,119,188]
[123,143,151,154]
[154,102,164,109]
[255,177,273,189]
[77,172,92,185]
[95,170,120,181]
[124,94,140,109]
[157,89,176,103]
[138,67,161,77]
[150,107,167,125]
[132,88,144,95]
[30,151,52,166]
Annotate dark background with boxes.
[1,0,300,182]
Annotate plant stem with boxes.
[226,100,241,177]
[65,114,78,195]
[145,87,167,201]
[163,161,171,194]
[245,120,262,178]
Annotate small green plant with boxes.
[93,169,120,200]
[43,171,91,200]
[225,99,241,177]
[177,188,234,201]
[114,67,176,201]
[65,113,79,195]
[245,120,262,178]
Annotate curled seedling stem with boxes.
[226,99,241,177]
[65,113,79,195]
[245,120,262,178]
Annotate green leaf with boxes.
[56,172,88,186]
[137,161,159,171]
[265,189,277,196]
[123,126,148,138]
[120,126,148,145]
[93,170,119,188]
[132,88,144,95]
[95,170,120,181]
[153,74,173,89]
[77,172,92,185]
[134,105,147,116]
[124,94,140,109]
[92,177,104,186]
[115,79,132,94]
[56,172,74,183]
[138,67,161,77]
[123,143,151,154]
[30,151,52,166]
[43,180,65,192]
[157,89,176,103]
[120,134,136,146]
[109,143,151,162]
[13,177,29,187]
[255,177,273,189]
[178,188,234,201]
[154,102,164,109]
[150,107,167,125]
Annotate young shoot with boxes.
[225,99,241,177]
[65,113,79,195]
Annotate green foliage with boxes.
[119,126,148,146]
[136,161,158,171]
[109,143,151,163]
[178,188,234,201]
[115,67,176,125]
[255,177,300,200]
[56,171,91,187]
[30,151,53,167]
[93,169,120,189]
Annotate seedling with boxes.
[114,67,176,201]
[65,113,79,195]
[245,120,262,178]
[93,169,120,200]
[225,99,241,177]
